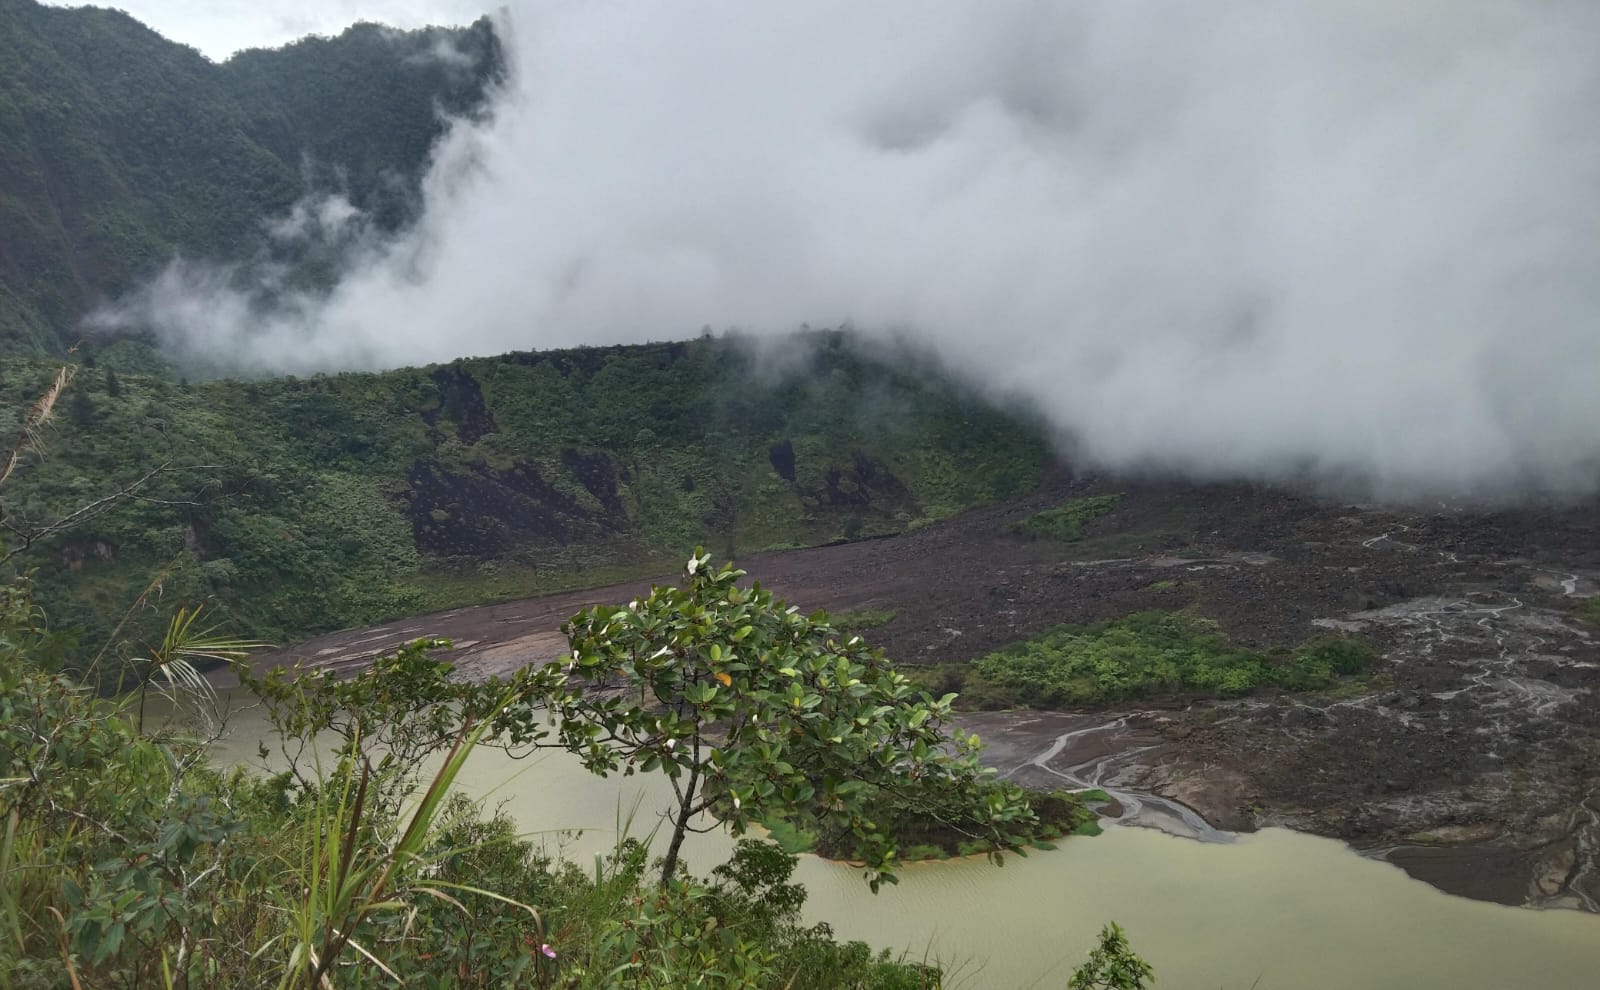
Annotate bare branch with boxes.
[0,460,178,566]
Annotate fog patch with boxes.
[263,192,365,245]
[94,0,1600,499]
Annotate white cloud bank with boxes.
[98,1,1600,498]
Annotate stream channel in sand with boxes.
[185,696,1600,990]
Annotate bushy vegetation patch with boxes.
[769,783,1100,863]
[834,607,899,632]
[919,612,1376,709]
[1010,494,1124,542]
[1572,598,1600,627]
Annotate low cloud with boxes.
[263,191,364,245]
[99,0,1600,498]
[401,32,485,72]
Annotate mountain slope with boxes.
[0,0,501,352]
[0,332,1049,680]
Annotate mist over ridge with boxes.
[96,0,1600,499]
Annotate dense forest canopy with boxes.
[0,0,503,353]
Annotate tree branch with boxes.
[0,460,177,565]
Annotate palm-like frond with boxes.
[157,605,269,667]
[136,605,269,728]
[0,366,74,488]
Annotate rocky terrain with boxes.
[257,474,1600,912]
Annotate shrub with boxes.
[965,612,1375,707]
[834,607,899,632]
[1572,598,1600,627]
[1010,494,1124,542]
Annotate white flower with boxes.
[732,794,741,810]
[686,556,700,575]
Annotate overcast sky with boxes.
[80,1,1600,500]
[54,0,487,58]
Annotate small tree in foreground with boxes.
[1070,923,1156,990]
[488,551,1039,890]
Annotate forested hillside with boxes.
[0,0,502,353]
[0,333,1048,680]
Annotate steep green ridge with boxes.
[0,332,1047,677]
[0,0,502,352]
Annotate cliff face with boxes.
[0,0,503,353]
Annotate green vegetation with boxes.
[0,631,945,987]
[479,552,1042,891]
[1011,494,1124,542]
[0,375,1150,988]
[1071,790,1115,836]
[834,607,899,632]
[921,612,1376,709]
[800,786,1100,863]
[1048,502,1204,561]
[0,568,1145,987]
[1070,923,1156,990]
[1572,598,1600,626]
[0,334,1047,683]
[779,788,1119,861]
[0,0,503,353]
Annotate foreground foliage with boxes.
[478,553,1045,891]
[254,554,1057,893]
[0,605,941,988]
[1,573,1152,987]
[779,786,1102,863]
[1070,923,1156,990]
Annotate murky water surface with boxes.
[198,700,1600,990]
